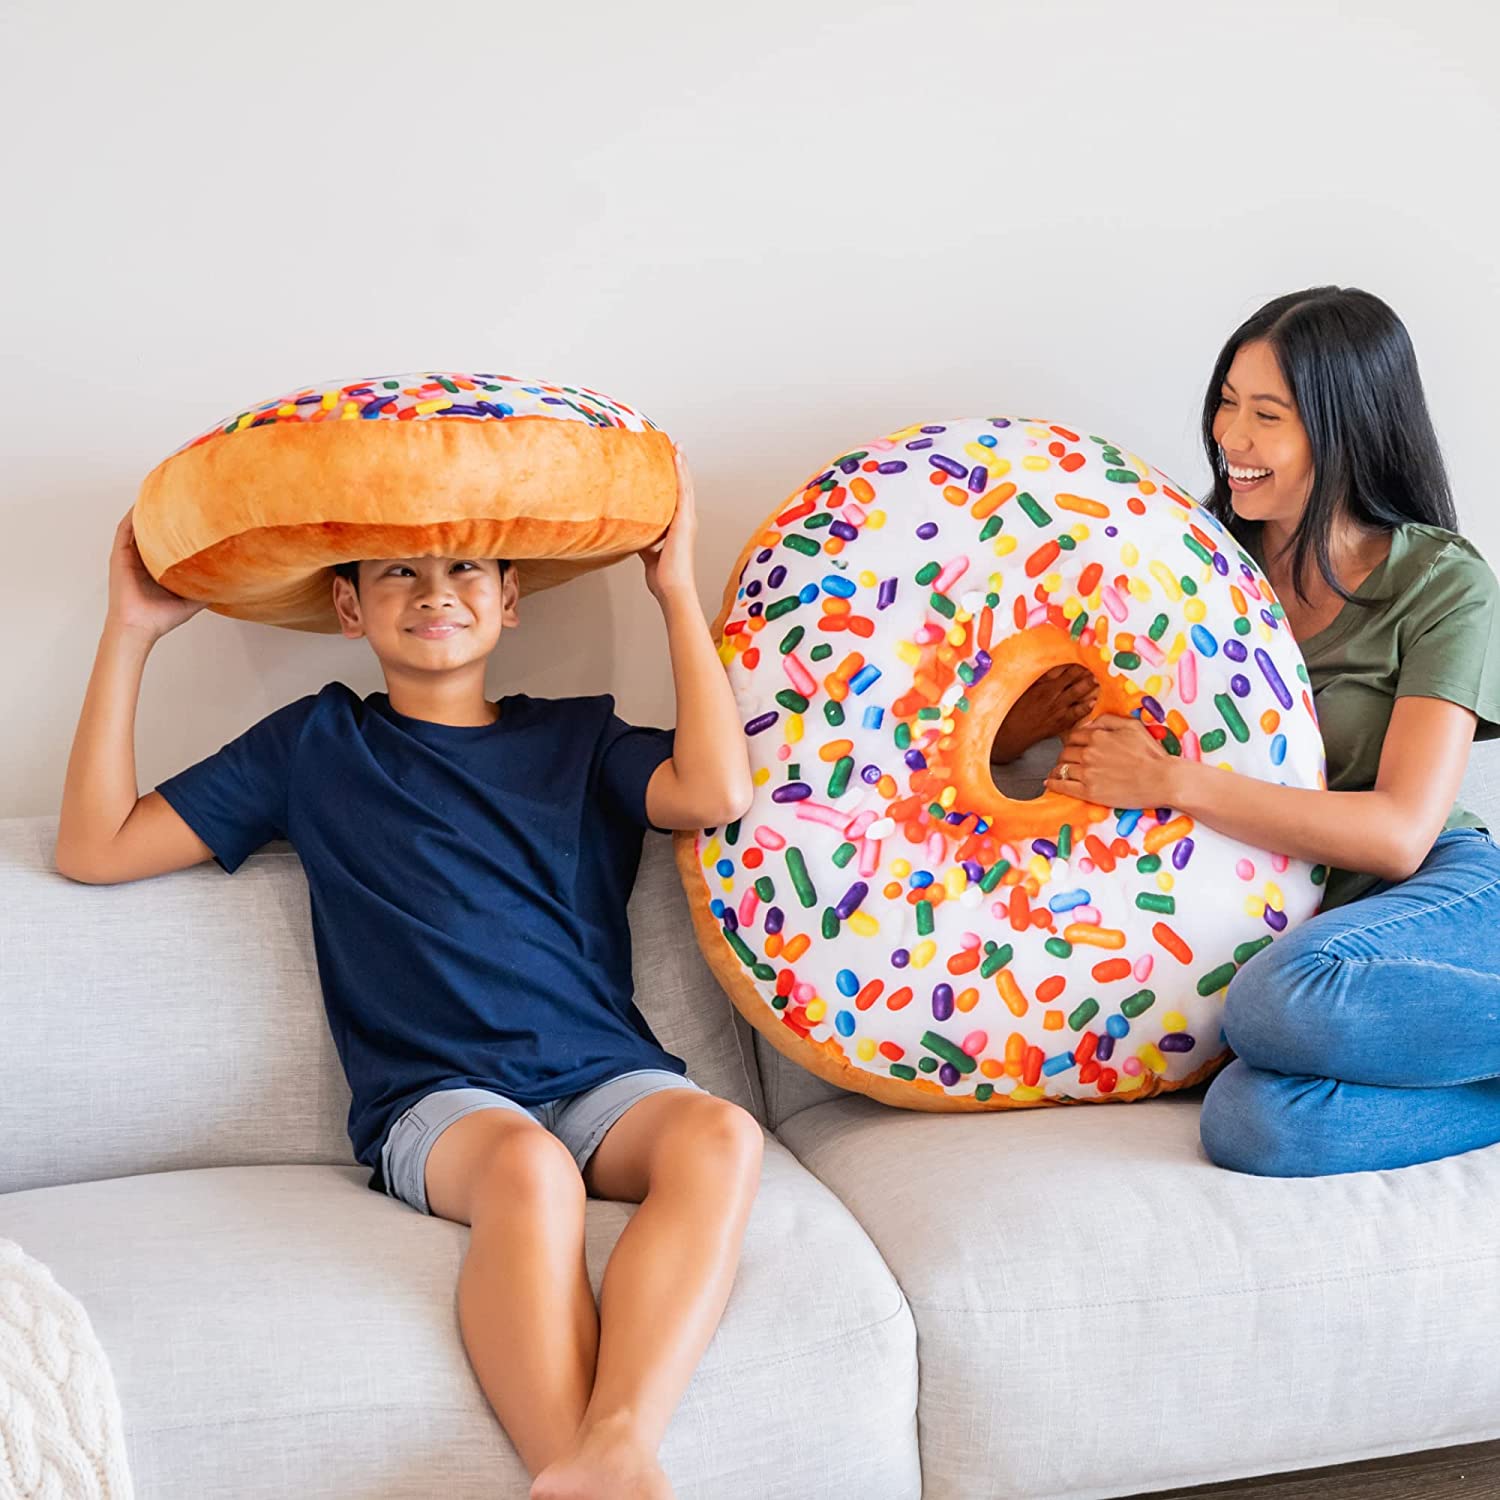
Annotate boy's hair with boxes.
[332,558,512,594]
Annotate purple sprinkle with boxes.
[860,765,883,784]
[747,602,763,618]
[746,711,780,735]
[968,466,988,494]
[1231,674,1251,697]
[932,983,955,1021]
[745,580,762,598]
[1096,1034,1116,1062]
[928,454,968,479]
[1265,906,1289,932]
[920,424,947,434]
[945,811,965,826]
[295,393,324,405]
[1159,1033,1196,1053]
[835,882,869,921]
[962,860,984,883]
[1172,836,1195,870]
[906,438,934,451]
[771,783,812,804]
[975,649,992,671]
[838,457,861,474]
[830,520,858,542]
[1255,648,1293,709]
[892,948,911,968]
[765,906,785,934]
[877,577,899,609]
[916,522,939,540]
[938,1062,961,1087]
[1155,807,1172,823]
[1141,695,1165,722]
[904,750,928,771]
[1105,526,1118,538]
[1031,838,1058,860]
[756,548,774,564]
[1224,639,1248,663]
[877,460,908,475]
[1261,609,1278,628]
[1212,552,1230,576]
[723,910,738,932]
[990,418,1011,429]
[768,564,787,588]
[809,469,834,487]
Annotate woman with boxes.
[1009,286,1500,1176]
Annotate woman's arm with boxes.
[1045,695,1478,882]
[638,450,755,830]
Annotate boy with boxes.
[56,451,762,1500]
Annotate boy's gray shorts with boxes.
[380,1069,703,1216]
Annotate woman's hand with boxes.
[1043,713,1182,811]
[106,510,206,640]
[638,446,698,603]
[990,665,1099,764]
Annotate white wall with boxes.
[4,0,1497,817]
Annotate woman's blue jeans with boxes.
[1199,827,1500,1176]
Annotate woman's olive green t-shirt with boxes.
[1241,521,1500,911]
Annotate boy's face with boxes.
[331,558,519,674]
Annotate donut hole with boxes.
[989,736,1065,801]
[986,663,1098,800]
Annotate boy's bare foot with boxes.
[530,1413,673,1500]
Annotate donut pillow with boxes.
[134,372,676,631]
[676,417,1328,1110]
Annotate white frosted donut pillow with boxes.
[677,416,1328,1110]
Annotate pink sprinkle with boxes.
[1180,650,1198,705]
[1026,604,1049,628]
[913,624,944,645]
[1134,954,1154,981]
[1076,906,1101,926]
[796,802,850,828]
[1101,585,1129,622]
[738,889,759,926]
[845,810,877,839]
[961,931,981,949]
[1182,729,1201,762]
[842,503,868,525]
[784,653,817,697]
[1122,1057,1143,1076]
[962,1030,988,1057]
[989,901,1007,918]
[754,826,787,850]
[1134,636,1165,667]
[858,838,880,877]
[794,982,815,1003]
[776,745,791,761]
[1271,853,1289,872]
[1235,858,1255,880]
[1078,858,1096,874]
[925,833,945,863]
[934,556,970,593]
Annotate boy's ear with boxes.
[500,564,520,628]
[332,573,365,639]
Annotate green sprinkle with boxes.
[1197,962,1238,996]
[1057,823,1072,858]
[980,941,1013,976]
[1149,613,1170,641]
[1183,535,1215,566]
[1105,468,1141,484]
[1045,937,1073,960]
[915,561,941,586]
[752,962,776,981]
[921,1030,977,1074]
[1113,651,1141,671]
[1136,892,1176,914]
[1071,611,1088,639]
[1136,853,1161,873]
[1215,692,1251,743]
[1018,492,1052,527]
[918,1056,939,1073]
[979,517,1002,542]
[980,860,1011,894]
[809,642,833,662]
[828,756,854,798]
[975,1083,995,1102]
[803,512,832,530]
[1310,864,1327,886]
[775,689,809,713]
[916,900,934,936]
[786,847,817,908]
[821,907,840,939]
[1121,988,1156,1018]
[895,722,912,749]
[1068,998,1100,1030]
[783,534,820,556]
[930,592,956,618]
[831,842,857,869]
[1200,728,1227,753]
[1234,936,1274,964]
[824,700,845,727]
[890,1063,917,1081]
[723,927,756,966]
[754,876,775,901]
[765,597,801,621]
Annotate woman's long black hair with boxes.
[1201,285,1457,609]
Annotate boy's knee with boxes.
[660,1095,764,1183]
[476,1122,583,1215]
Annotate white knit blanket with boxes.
[0,1239,133,1500]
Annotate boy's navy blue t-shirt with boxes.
[156,683,686,1191]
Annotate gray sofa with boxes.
[3,740,1499,1499]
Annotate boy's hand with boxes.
[637,447,698,603]
[989,664,1099,764]
[107,509,206,640]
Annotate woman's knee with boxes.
[1220,934,1336,1068]
[1199,1059,1337,1177]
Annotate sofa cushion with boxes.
[0,821,761,1194]
[0,1137,918,1500]
[778,1092,1500,1499]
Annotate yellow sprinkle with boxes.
[866,510,886,529]
[1022,455,1051,471]
[785,714,804,744]
[1145,675,1164,696]
[1265,882,1284,912]
[1138,1042,1168,1075]
[1121,542,1140,566]
[1070,523,1091,542]
[858,570,878,588]
[891,858,912,878]
[895,641,921,667]
[947,625,967,645]
[414,398,452,415]
[1129,577,1152,602]
[856,1038,877,1062]
[1156,873,1174,893]
[910,940,938,969]
[341,401,360,420]
[1063,598,1083,620]
[939,785,957,808]
[848,911,880,937]
[1163,1011,1188,1032]
[718,643,737,666]
[1149,562,1183,601]
[1167,632,1187,664]
[702,838,721,866]
[1116,1070,1144,1092]
[1027,854,1051,882]
[752,767,771,786]
[277,403,297,417]
[944,868,966,898]
[1184,598,1207,623]
[1246,896,1266,917]
[1010,1084,1046,1102]
[321,390,337,409]
[995,535,1018,556]
[805,1000,827,1024]
[1044,571,1064,593]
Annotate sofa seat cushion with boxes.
[777,1091,1500,1500]
[0,1140,919,1499]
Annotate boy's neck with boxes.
[380,664,501,727]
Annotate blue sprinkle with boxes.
[862,706,885,730]
[1048,889,1092,913]
[835,1010,856,1037]
[1041,1052,1077,1077]
[1190,624,1219,657]
[1271,733,1287,766]
[822,575,857,598]
[850,665,882,695]
[716,859,734,878]
[836,969,860,998]
[1106,1015,1130,1039]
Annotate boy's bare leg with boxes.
[530,1092,764,1500]
[423,1109,600,1477]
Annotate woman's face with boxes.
[1211,338,1315,529]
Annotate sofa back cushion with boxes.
[0,824,760,1194]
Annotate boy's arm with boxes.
[55,512,214,884]
[638,450,755,832]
